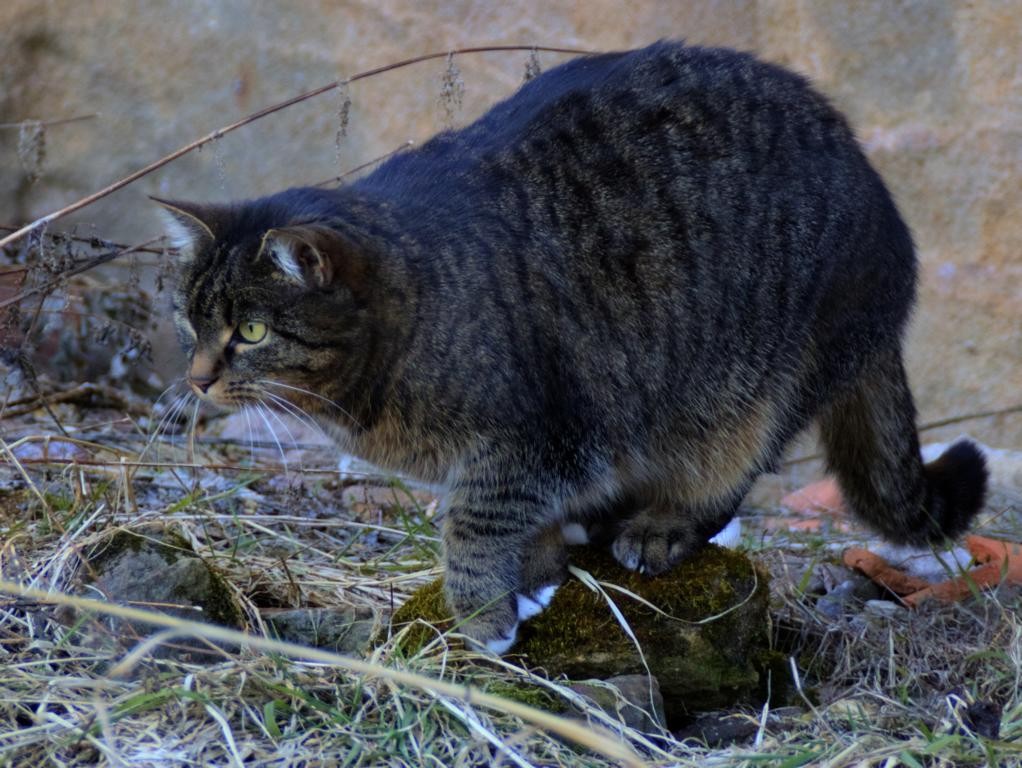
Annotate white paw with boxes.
[515,584,559,620]
[484,623,518,655]
[561,522,590,545]
[516,594,543,620]
[534,584,558,607]
[709,517,742,548]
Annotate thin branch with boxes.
[0,45,592,251]
[3,457,340,475]
[0,236,164,310]
[917,403,1022,433]
[0,224,172,255]
[311,140,415,188]
[0,114,98,130]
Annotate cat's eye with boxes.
[237,320,267,344]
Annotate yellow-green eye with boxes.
[237,320,267,344]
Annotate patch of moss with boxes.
[753,648,796,706]
[386,577,453,654]
[389,543,772,719]
[90,527,186,564]
[43,491,76,513]
[195,565,243,628]
[516,545,770,718]
[484,680,567,713]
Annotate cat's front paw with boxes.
[455,595,521,654]
[612,512,696,575]
[452,585,560,654]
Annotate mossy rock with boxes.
[66,527,243,660]
[391,545,774,717]
[389,577,454,652]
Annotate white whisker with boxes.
[261,390,329,441]
[261,400,304,470]
[151,391,192,466]
[186,397,201,490]
[254,401,288,475]
[142,379,187,461]
[260,380,363,430]
[242,405,258,467]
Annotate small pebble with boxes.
[864,599,902,618]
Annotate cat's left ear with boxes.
[259,225,367,292]
[150,197,224,260]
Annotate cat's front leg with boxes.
[442,482,559,653]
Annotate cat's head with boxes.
[154,190,377,420]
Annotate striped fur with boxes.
[160,42,987,650]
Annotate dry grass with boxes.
[0,401,1020,768]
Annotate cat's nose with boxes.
[188,375,218,394]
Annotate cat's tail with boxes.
[817,346,987,545]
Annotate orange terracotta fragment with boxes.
[781,477,847,516]
[901,561,1005,607]
[967,534,1022,578]
[842,548,931,596]
[846,535,1022,608]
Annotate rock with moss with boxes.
[265,607,378,654]
[391,545,774,717]
[64,527,242,660]
[569,674,666,733]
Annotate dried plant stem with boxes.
[0,579,643,767]
[5,457,340,475]
[0,45,592,251]
[918,403,1022,433]
[0,236,164,311]
[312,140,415,188]
[0,114,97,130]
[0,224,170,256]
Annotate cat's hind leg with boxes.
[818,345,987,545]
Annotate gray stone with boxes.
[265,607,377,654]
[569,674,666,733]
[815,570,884,620]
[816,579,860,620]
[864,599,903,619]
[67,529,242,660]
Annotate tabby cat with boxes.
[157,41,987,652]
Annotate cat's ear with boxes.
[150,197,221,259]
[259,225,367,291]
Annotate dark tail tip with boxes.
[923,439,988,542]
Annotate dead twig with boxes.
[2,457,342,475]
[0,237,164,311]
[1,382,146,420]
[0,224,172,256]
[0,114,98,130]
[311,140,415,188]
[0,45,592,251]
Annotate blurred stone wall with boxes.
[1,0,1019,445]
